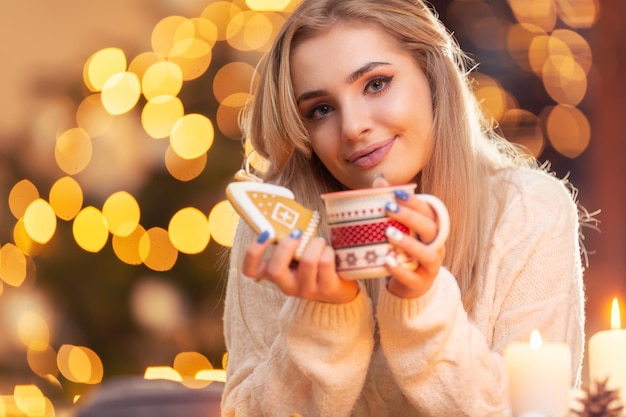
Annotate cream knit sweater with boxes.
[221,167,585,417]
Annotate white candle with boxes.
[589,297,626,404]
[504,330,572,417]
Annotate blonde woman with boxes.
[221,0,587,415]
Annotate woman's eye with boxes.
[306,104,333,120]
[365,76,392,94]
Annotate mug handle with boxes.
[415,194,450,251]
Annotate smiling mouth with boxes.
[347,138,396,168]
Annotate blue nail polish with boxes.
[385,201,400,213]
[394,189,409,201]
[289,228,302,239]
[257,230,270,244]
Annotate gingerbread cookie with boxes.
[226,180,320,259]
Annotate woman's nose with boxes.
[340,100,371,142]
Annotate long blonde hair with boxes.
[237,0,535,313]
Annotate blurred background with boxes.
[0,0,624,415]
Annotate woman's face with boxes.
[290,23,434,189]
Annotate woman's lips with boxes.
[347,138,396,168]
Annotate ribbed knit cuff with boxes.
[280,282,372,329]
[377,274,442,321]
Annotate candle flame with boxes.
[611,297,621,330]
[530,329,542,349]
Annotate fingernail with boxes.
[385,201,400,213]
[257,230,270,244]
[394,189,409,201]
[374,173,385,180]
[289,228,302,239]
[386,226,404,241]
[385,254,399,268]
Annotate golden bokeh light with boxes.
[264,9,288,40]
[170,113,215,160]
[213,62,256,103]
[174,351,213,388]
[84,47,127,93]
[112,224,147,265]
[201,2,243,42]
[508,0,557,32]
[555,0,599,29]
[49,176,84,221]
[227,11,275,51]
[528,32,551,77]
[208,200,239,248]
[144,366,182,382]
[168,207,211,254]
[151,15,189,57]
[217,100,246,138]
[220,91,253,108]
[246,0,292,12]
[475,85,508,123]
[138,227,178,271]
[76,94,114,137]
[142,95,185,139]
[13,218,44,258]
[130,278,186,334]
[27,345,59,378]
[551,29,593,74]
[188,17,219,47]
[9,179,40,220]
[54,127,93,175]
[542,55,587,106]
[17,311,50,350]
[13,385,46,417]
[0,243,28,287]
[471,74,509,123]
[101,72,142,115]
[507,23,546,73]
[500,109,545,157]
[195,369,227,383]
[168,36,213,81]
[244,12,277,51]
[57,344,104,385]
[128,51,166,80]
[141,61,184,101]
[142,351,227,387]
[170,17,198,48]
[102,191,141,237]
[213,61,253,138]
[72,206,109,253]
[546,104,591,158]
[164,145,207,182]
[24,199,57,245]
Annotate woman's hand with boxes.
[373,176,446,299]
[242,230,360,304]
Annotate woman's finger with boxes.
[294,237,327,297]
[385,198,439,245]
[242,230,272,279]
[264,228,304,293]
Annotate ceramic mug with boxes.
[321,184,450,280]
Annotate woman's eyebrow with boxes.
[296,61,392,105]
[296,89,326,105]
[346,61,391,84]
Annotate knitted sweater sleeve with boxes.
[220,227,376,417]
[376,169,585,416]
